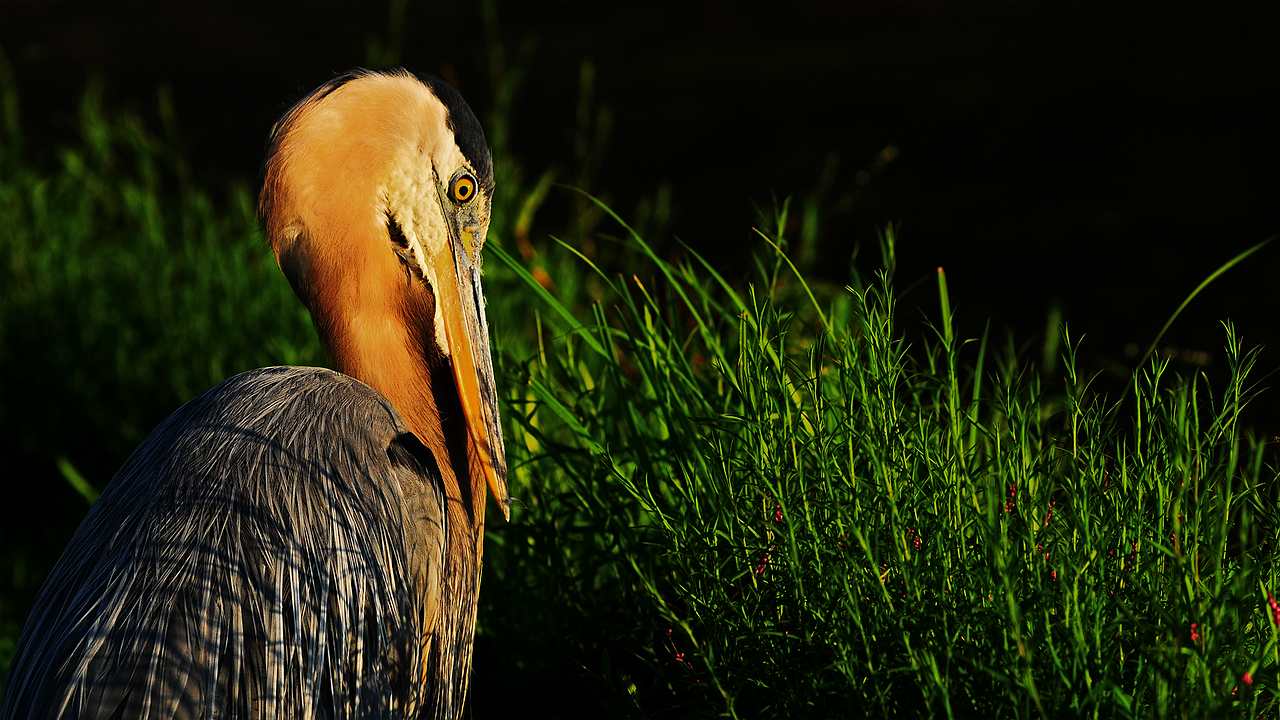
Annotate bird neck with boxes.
[314,262,489,539]
[331,311,486,716]
[353,325,484,532]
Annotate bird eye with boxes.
[450,173,476,204]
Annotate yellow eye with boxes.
[450,173,476,204]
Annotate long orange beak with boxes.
[431,235,509,520]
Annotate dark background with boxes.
[5,2,1276,434]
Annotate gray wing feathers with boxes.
[2,367,446,719]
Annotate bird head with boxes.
[260,69,509,521]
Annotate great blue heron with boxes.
[1,69,508,719]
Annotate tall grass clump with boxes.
[481,197,1279,718]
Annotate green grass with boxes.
[2,56,1277,718]
[478,200,1279,717]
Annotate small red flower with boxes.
[754,553,770,574]
[772,504,783,523]
[1243,671,1253,687]
[1051,570,1057,581]
[1268,591,1280,627]
[1190,623,1200,642]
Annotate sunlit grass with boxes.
[481,197,1279,717]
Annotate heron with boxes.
[1,68,507,719]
